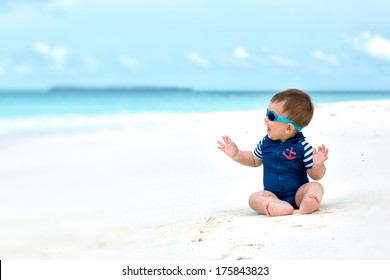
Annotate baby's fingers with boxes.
[317,144,326,153]
[217,140,226,149]
[324,147,329,159]
[319,144,329,157]
[222,135,232,144]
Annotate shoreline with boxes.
[1,100,390,259]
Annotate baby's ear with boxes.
[285,124,296,134]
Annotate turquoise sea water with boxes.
[0,89,389,141]
[1,89,390,117]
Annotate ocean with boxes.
[2,89,390,116]
[1,89,390,141]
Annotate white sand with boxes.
[1,100,390,260]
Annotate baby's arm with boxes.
[218,135,262,167]
[307,144,329,180]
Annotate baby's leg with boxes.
[248,191,294,217]
[295,182,324,214]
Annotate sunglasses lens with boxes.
[267,111,276,121]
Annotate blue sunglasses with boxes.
[266,109,303,132]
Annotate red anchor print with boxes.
[282,147,296,160]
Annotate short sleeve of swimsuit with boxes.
[253,136,265,160]
[300,140,314,169]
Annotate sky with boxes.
[1,0,390,90]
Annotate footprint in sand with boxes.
[291,224,327,230]
[220,243,265,260]
[234,243,265,250]
[191,238,204,243]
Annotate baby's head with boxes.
[270,89,314,129]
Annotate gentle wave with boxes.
[0,113,169,142]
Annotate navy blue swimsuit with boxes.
[253,133,313,209]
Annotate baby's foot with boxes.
[264,201,294,217]
[299,194,321,214]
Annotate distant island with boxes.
[49,86,193,92]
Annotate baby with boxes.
[218,89,328,216]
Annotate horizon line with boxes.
[0,86,389,92]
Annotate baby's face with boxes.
[264,101,293,141]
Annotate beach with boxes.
[1,100,390,260]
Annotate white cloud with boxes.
[50,47,68,64]
[83,56,98,70]
[217,53,249,68]
[0,0,79,11]
[234,47,249,59]
[311,50,338,64]
[218,48,266,68]
[0,0,50,8]
[270,55,295,66]
[188,51,210,68]
[0,59,11,75]
[14,64,32,75]
[51,0,79,8]
[34,42,50,54]
[351,32,390,61]
[120,56,139,72]
[34,42,69,66]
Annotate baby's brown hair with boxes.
[270,89,314,128]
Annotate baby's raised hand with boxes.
[217,135,239,159]
[312,144,329,166]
